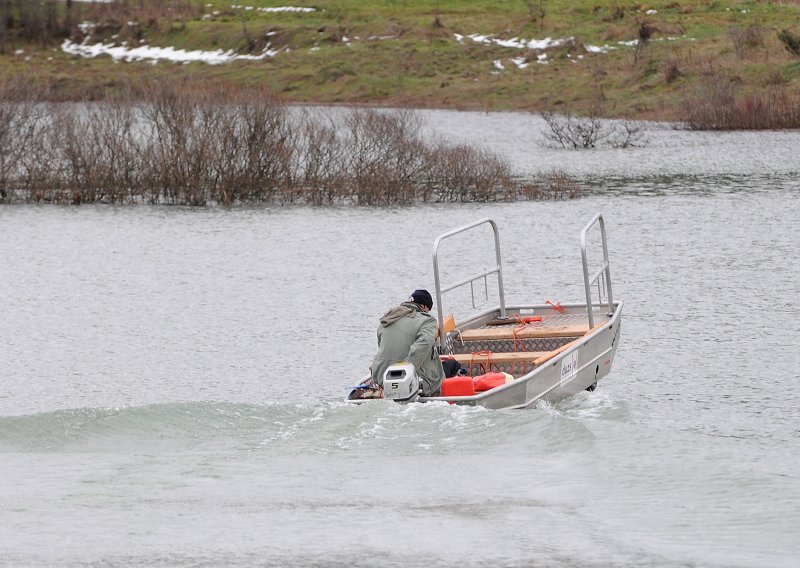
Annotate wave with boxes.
[0,395,624,454]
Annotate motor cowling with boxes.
[382,363,420,401]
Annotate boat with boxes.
[345,213,623,410]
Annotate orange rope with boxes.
[469,350,493,376]
[511,315,543,352]
[542,300,566,321]
[506,315,542,325]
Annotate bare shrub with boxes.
[15,107,62,203]
[601,6,625,22]
[609,120,648,148]
[294,111,346,205]
[518,170,581,200]
[339,108,428,205]
[664,61,681,84]
[214,88,296,204]
[0,79,50,202]
[423,143,473,202]
[682,76,737,130]
[0,80,576,205]
[136,83,296,205]
[541,107,649,149]
[728,25,764,59]
[524,0,545,24]
[634,22,652,62]
[49,92,150,205]
[541,109,607,149]
[294,109,523,205]
[140,84,214,205]
[683,76,800,130]
[76,0,201,38]
[0,0,202,47]
[14,0,70,44]
[540,170,581,199]
[425,142,515,202]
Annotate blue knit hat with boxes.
[410,289,433,310]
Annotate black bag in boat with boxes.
[442,358,463,378]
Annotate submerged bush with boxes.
[521,170,582,200]
[540,108,648,149]
[541,109,606,149]
[0,79,560,206]
[0,79,51,201]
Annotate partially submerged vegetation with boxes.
[2,1,800,127]
[3,1,798,206]
[0,79,576,206]
[541,108,647,148]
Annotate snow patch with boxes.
[585,44,617,53]
[78,21,95,34]
[61,39,283,65]
[510,56,528,69]
[231,5,315,13]
[455,33,573,51]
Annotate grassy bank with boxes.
[2,1,800,123]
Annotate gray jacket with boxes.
[371,302,445,397]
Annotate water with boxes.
[1,111,799,567]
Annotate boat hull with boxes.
[421,301,623,409]
[347,214,623,411]
[346,301,622,410]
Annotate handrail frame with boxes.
[432,218,506,339]
[580,213,614,328]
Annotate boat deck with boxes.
[347,213,622,409]
[444,309,611,376]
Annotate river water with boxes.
[1,111,799,567]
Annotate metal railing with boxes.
[580,212,614,329]
[432,218,506,339]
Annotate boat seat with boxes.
[459,324,589,342]
[447,351,551,376]
[448,351,549,365]
[447,328,594,376]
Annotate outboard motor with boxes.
[382,363,420,402]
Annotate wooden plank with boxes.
[449,351,549,364]
[460,324,589,341]
[532,322,607,366]
[532,339,581,367]
[437,313,456,337]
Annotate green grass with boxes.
[2,0,800,119]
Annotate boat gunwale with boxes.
[346,213,622,409]
[422,299,624,406]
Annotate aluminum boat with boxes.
[346,213,623,410]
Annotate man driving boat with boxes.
[370,289,445,397]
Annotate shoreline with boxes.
[2,1,799,126]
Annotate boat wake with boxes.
[0,395,626,454]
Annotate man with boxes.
[370,289,445,397]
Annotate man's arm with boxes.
[406,318,437,369]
